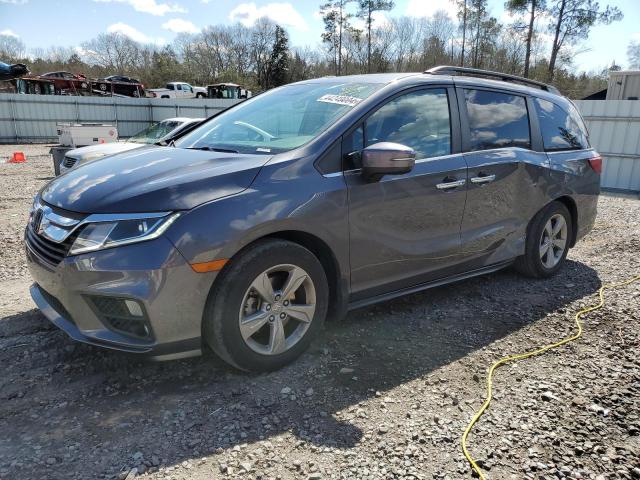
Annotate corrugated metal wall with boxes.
[575,100,640,192]
[0,94,240,143]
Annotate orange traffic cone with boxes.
[8,152,26,163]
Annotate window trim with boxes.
[456,86,538,153]
[340,86,459,170]
[531,96,591,152]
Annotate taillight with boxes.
[588,155,602,174]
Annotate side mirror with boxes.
[361,142,416,181]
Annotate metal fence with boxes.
[0,93,240,143]
[1,94,638,192]
[575,100,640,193]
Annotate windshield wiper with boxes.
[186,146,239,153]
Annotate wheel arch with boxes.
[553,195,578,247]
[211,229,348,323]
[259,230,347,322]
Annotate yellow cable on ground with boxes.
[461,274,640,480]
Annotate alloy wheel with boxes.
[539,213,568,269]
[238,264,316,355]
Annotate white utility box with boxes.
[57,123,119,148]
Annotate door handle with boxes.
[436,178,466,190]
[470,174,496,184]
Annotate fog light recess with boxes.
[85,295,153,339]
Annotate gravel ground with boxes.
[0,145,639,480]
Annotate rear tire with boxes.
[203,239,328,372]
[515,201,573,278]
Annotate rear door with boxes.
[345,86,469,300]
[457,86,550,268]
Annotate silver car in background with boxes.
[59,117,204,174]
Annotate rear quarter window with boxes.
[534,98,590,151]
[464,89,531,151]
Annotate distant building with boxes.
[581,70,640,100]
[606,71,640,100]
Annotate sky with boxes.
[1,0,639,73]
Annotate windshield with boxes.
[128,121,180,144]
[175,81,382,154]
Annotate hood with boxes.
[68,142,143,162]
[41,147,271,213]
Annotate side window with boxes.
[168,84,175,90]
[464,89,530,151]
[176,84,183,91]
[342,125,364,170]
[534,98,590,151]
[365,89,451,159]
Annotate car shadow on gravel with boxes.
[0,260,601,479]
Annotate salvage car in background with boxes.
[207,82,252,99]
[100,75,145,97]
[37,71,144,97]
[59,117,203,173]
[0,61,29,81]
[0,77,55,95]
[148,82,207,99]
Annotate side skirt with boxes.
[347,260,513,311]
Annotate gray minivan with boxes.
[25,67,600,371]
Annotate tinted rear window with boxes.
[464,89,531,151]
[534,98,590,151]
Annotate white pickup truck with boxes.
[148,82,207,99]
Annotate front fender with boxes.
[165,159,349,280]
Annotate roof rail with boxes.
[425,65,560,95]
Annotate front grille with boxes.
[62,156,77,168]
[26,225,73,266]
[26,200,83,267]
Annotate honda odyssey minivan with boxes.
[25,66,600,371]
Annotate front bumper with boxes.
[26,234,217,360]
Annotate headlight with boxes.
[69,212,180,255]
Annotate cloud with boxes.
[351,10,389,31]
[0,29,20,38]
[229,2,308,31]
[405,0,457,21]
[107,22,166,44]
[632,32,640,41]
[93,0,186,16]
[162,18,199,34]
[0,0,28,4]
[74,45,97,57]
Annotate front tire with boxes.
[515,201,573,278]
[203,239,328,372]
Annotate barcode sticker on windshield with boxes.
[317,94,362,107]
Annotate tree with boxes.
[466,0,499,68]
[320,0,354,75]
[547,0,622,81]
[82,33,141,72]
[628,41,640,70]
[505,0,546,77]
[252,18,279,90]
[267,25,290,88]
[456,0,469,66]
[0,34,27,61]
[357,0,394,73]
[150,45,182,86]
